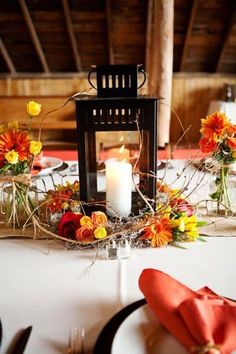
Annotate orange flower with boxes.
[227,137,236,149]
[200,112,230,140]
[199,137,217,153]
[226,124,236,136]
[76,225,94,243]
[91,211,108,227]
[0,129,30,162]
[156,180,171,193]
[142,217,173,247]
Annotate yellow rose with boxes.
[26,101,42,117]
[8,120,18,130]
[80,215,93,227]
[94,226,107,239]
[5,150,19,164]
[30,140,42,156]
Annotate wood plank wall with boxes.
[0,74,236,146]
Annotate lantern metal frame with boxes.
[75,65,158,214]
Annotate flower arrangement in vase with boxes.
[199,111,236,214]
[0,101,42,227]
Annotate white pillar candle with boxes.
[106,160,132,217]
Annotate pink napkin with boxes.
[139,269,236,354]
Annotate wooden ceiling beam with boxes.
[106,0,115,65]
[216,4,236,72]
[180,0,198,72]
[0,37,16,74]
[18,0,49,73]
[61,0,82,72]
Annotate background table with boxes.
[208,100,236,123]
[0,161,236,354]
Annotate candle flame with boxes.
[119,144,126,153]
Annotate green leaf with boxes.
[210,192,219,200]
[197,236,207,242]
[196,221,208,227]
[171,242,187,250]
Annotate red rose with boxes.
[58,211,83,239]
[76,225,94,243]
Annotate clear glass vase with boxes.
[208,164,236,215]
[0,177,36,228]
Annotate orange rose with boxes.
[76,225,94,243]
[91,211,108,227]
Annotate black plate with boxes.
[93,299,146,354]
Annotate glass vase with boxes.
[0,177,36,229]
[208,164,236,215]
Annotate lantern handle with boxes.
[88,66,97,90]
[88,65,146,91]
[137,65,146,89]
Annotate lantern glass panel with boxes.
[96,131,139,164]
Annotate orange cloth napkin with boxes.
[139,269,236,354]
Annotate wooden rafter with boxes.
[216,5,236,72]
[18,0,49,73]
[0,37,16,74]
[106,0,115,65]
[180,0,198,71]
[61,0,82,72]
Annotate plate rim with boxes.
[32,156,63,176]
[93,299,146,354]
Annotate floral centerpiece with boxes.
[0,98,206,252]
[199,111,236,214]
[0,101,42,227]
[42,179,205,249]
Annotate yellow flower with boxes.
[170,188,183,198]
[172,215,199,240]
[156,203,171,216]
[94,226,107,239]
[5,150,19,164]
[29,140,42,156]
[26,101,42,117]
[232,150,236,159]
[8,120,18,130]
[80,215,93,226]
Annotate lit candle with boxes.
[106,160,132,217]
[107,145,130,161]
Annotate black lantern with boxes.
[75,64,158,214]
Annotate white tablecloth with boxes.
[208,100,236,123]
[0,161,236,354]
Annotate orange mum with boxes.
[142,217,173,247]
[0,129,31,162]
[200,112,230,141]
